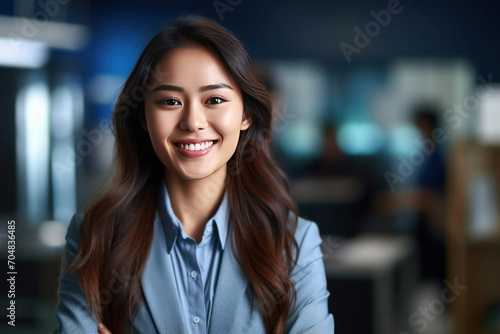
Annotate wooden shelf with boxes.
[447,141,500,334]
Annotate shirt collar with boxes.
[158,181,230,253]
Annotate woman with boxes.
[54,16,334,334]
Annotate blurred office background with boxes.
[1,0,500,333]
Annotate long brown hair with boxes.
[71,16,299,334]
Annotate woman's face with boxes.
[144,45,250,181]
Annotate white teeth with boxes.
[179,141,214,151]
[178,141,215,151]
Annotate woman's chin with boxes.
[177,168,220,182]
[165,162,227,183]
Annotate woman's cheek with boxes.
[216,108,244,131]
[150,114,177,139]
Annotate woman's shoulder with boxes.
[64,213,84,255]
[67,213,84,233]
[293,216,323,264]
[294,216,320,241]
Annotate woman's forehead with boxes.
[149,46,237,89]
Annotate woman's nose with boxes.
[179,101,208,132]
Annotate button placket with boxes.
[187,242,205,332]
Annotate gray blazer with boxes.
[54,213,334,333]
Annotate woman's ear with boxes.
[240,112,252,131]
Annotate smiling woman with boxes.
[144,45,250,184]
[53,16,334,334]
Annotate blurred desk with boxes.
[291,177,364,204]
[291,177,368,237]
[323,234,418,334]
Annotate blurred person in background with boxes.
[375,104,446,282]
[411,105,446,281]
[254,62,300,178]
[53,16,334,334]
[302,123,353,177]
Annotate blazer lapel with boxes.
[208,231,250,334]
[141,215,186,334]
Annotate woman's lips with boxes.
[175,140,218,157]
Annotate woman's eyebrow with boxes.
[199,83,233,92]
[152,84,184,92]
[152,83,233,93]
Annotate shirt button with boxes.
[207,225,213,232]
[193,316,200,325]
[190,271,198,280]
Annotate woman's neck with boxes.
[164,166,226,243]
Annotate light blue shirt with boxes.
[54,198,334,333]
[158,183,229,334]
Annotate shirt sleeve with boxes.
[285,219,335,334]
[53,213,98,334]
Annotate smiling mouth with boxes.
[175,140,217,151]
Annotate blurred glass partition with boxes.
[16,75,50,225]
[51,78,83,225]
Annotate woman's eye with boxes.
[205,97,226,105]
[160,98,181,106]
